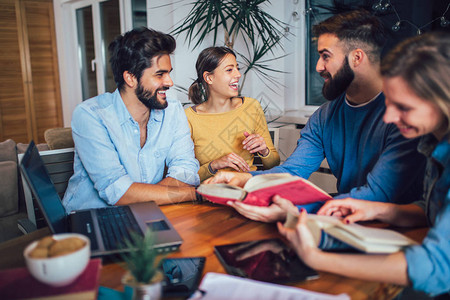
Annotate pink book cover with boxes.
[0,258,102,299]
[244,180,332,206]
[199,179,332,206]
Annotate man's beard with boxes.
[135,82,169,110]
[321,56,355,101]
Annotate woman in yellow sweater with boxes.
[185,47,280,181]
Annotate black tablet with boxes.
[214,238,318,283]
[161,257,205,297]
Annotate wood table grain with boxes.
[0,202,428,300]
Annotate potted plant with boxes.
[169,0,288,93]
[120,230,164,300]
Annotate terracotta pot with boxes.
[122,271,163,300]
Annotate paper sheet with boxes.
[188,272,350,300]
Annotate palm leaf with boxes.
[238,49,288,94]
[171,0,229,48]
[227,0,286,50]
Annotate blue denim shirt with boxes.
[317,134,450,296]
[404,134,450,296]
[62,90,200,212]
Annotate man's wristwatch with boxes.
[195,190,204,203]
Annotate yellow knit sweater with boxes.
[185,97,280,181]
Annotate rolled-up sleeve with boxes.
[71,103,134,205]
[404,193,450,296]
[64,92,200,211]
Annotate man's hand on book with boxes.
[317,198,386,224]
[203,171,252,187]
[227,195,297,223]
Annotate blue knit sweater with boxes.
[254,93,425,204]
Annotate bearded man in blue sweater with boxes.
[204,9,426,222]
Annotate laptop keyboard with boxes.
[96,206,143,251]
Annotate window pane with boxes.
[76,6,98,100]
[132,0,147,28]
[100,0,121,93]
[305,0,334,106]
[305,0,446,106]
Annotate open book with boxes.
[197,173,332,206]
[298,214,418,253]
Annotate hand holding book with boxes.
[228,195,301,223]
[198,173,332,207]
[282,209,417,254]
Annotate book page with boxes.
[307,215,415,246]
[307,215,416,253]
[335,223,417,246]
[188,272,350,300]
[324,227,405,253]
[244,174,330,197]
[307,214,343,228]
[197,184,246,200]
[243,173,299,192]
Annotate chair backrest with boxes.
[269,127,279,150]
[44,127,74,150]
[18,148,74,229]
[254,127,280,170]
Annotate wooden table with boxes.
[0,202,428,299]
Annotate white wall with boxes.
[55,0,308,126]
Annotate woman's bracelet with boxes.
[257,148,270,158]
[208,162,217,174]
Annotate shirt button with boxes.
[134,129,138,134]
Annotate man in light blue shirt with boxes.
[63,28,200,212]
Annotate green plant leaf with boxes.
[238,49,288,94]
[119,230,159,284]
[171,0,229,48]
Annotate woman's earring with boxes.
[199,83,207,103]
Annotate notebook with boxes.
[19,141,183,257]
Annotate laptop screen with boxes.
[20,141,67,233]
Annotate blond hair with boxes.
[381,32,450,135]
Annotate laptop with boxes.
[19,141,183,257]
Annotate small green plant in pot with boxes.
[120,230,164,300]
